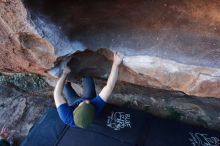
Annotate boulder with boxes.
[0,0,56,75]
[1,0,220,98]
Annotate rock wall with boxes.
[65,49,220,98]
[0,73,53,144]
[24,0,220,67]
[2,1,220,143]
[0,0,56,75]
[0,0,220,98]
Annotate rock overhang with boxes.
[1,0,220,98]
[23,0,220,67]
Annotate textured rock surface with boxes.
[0,73,54,145]
[25,0,220,67]
[1,1,220,144]
[1,0,220,98]
[24,0,220,98]
[0,0,56,75]
[108,81,220,130]
[65,49,220,98]
[122,54,220,98]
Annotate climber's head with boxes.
[73,100,95,128]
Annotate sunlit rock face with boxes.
[1,0,220,98]
[65,49,220,98]
[0,0,56,75]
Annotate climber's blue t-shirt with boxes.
[57,96,106,127]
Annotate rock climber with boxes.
[53,52,123,128]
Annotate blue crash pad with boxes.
[21,105,220,146]
[56,105,151,146]
[144,117,220,146]
[21,108,67,146]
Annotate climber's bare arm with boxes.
[99,52,123,102]
[54,67,71,107]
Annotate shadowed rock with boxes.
[64,49,220,98]
[1,0,220,98]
